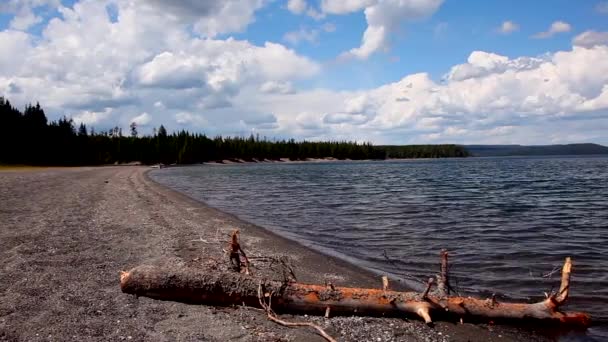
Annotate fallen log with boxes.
[120,257,590,328]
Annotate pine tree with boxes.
[130,122,138,138]
[78,123,88,136]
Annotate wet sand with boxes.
[0,166,550,341]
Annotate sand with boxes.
[0,166,550,341]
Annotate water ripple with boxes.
[151,156,608,340]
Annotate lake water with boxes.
[151,156,608,340]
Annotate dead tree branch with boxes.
[257,282,337,342]
[436,249,449,298]
[120,257,590,328]
[228,229,250,274]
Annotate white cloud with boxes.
[0,0,60,13]
[140,0,266,37]
[498,20,519,34]
[321,0,375,14]
[306,7,325,20]
[131,112,152,125]
[250,44,608,144]
[532,21,572,39]
[0,0,56,30]
[1,0,608,144]
[342,0,443,59]
[0,0,319,134]
[175,112,207,127]
[596,1,608,14]
[287,0,307,14]
[9,9,43,30]
[135,52,206,89]
[323,112,370,125]
[286,0,325,19]
[444,51,543,82]
[259,81,295,94]
[0,30,31,75]
[73,108,113,126]
[283,27,319,45]
[242,112,277,126]
[573,30,608,48]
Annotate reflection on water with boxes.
[151,156,608,339]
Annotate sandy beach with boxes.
[0,166,550,341]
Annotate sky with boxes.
[1,0,608,145]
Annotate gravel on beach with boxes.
[0,166,551,341]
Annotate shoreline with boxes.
[142,168,386,289]
[143,168,557,341]
[0,166,552,341]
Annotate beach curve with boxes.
[0,166,549,341]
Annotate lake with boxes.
[151,156,608,340]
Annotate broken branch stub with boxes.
[436,249,449,298]
[228,229,250,274]
[120,257,590,328]
[258,282,337,342]
[554,257,571,304]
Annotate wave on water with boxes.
[151,156,608,340]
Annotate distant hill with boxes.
[464,143,608,157]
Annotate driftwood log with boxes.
[120,257,590,328]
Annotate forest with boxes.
[0,97,468,166]
[379,144,470,158]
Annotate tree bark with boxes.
[120,257,589,327]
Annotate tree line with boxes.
[379,145,470,159]
[0,96,468,166]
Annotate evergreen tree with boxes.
[78,123,88,137]
[130,122,138,138]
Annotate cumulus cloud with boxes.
[341,0,443,59]
[321,0,375,14]
[1,0,608,144]
[261,44,607,143]
[573,30,608,48]
[242,113,277,126]
[0,0,320,134]
[9,9,43,30]
[287,0,307,14]
[0,0,60,30]
[0,30,31,75]
[286,0,325,19]
[323,112,370,125]
[444,51,543,81]
[0,0,60,13]
[259,81,295,94]
[72,108,113,126]
[337,45,608,136]
[498,21,519,34]
[532,21,572,39]
[131,112,152,125]
[140,0,265,37]
[175,112,207,127]
[134,52,207,89]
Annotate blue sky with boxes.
[233,0,608,88]
[1,0,608,144]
